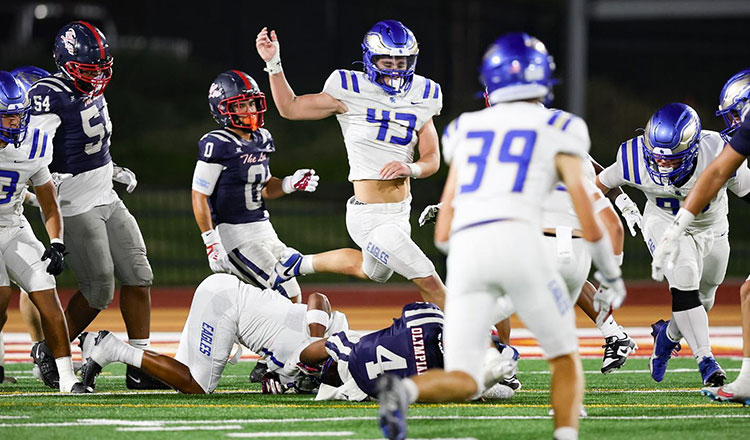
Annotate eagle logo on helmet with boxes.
[61,28,77,56]
[208,82,223,100]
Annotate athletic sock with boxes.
[55,356,78,391]
[553,427,578,440]
[672,306,712,360]
[402,378,419,404]
[119,342,144,369]
[128,338,150,350]
[300,255,315,275]
[666,319,682,342]
[598,316,626,339]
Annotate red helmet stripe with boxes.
[76,21,106,59]
[232,70,252,89]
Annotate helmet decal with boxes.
[62,28,77,56]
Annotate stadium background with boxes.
[1,0,749,288]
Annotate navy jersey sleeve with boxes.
[729,107,750,156]
[27,81,65,116]
[197,133,232,164]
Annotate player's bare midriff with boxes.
[353,178,411,203]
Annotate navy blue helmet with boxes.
[479,32,557,106]
[10,66,51,93]
[53,21,113,96]
[642,103,701,185]
[208,70,266,131]
[0,71,31,146]
[716,69,750,141]
[361,20,419,95]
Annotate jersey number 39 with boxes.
[460,130,537,194]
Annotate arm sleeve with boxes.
[30,166,52,187]
[191,161,224,195]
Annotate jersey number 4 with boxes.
[460,130,537,194]
[364,345,408,380]
[366,108,417,146]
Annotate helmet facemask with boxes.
[219,92,267,132]
[63,58,113,97]
[365,54,417,95]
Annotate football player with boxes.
[294,302,519,402]
[81,273,347,394]
[652,70,750,405]
[191,70,318,301]
[0,71,87,392]
[376,33,625,440]
[256,21,446,309]
[598,103,750,387]
[26,21,160,389]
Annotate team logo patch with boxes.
[61,28,77,55]
[208,82,223,99]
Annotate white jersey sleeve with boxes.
[441,116,462,165]
[598,137,642,190]
[30,166,52,187]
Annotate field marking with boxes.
[226,432,354,438]
[116,425,243,431]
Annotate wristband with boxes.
[407,163,422,178]
[614,193,635,213]
[201,229,218,245]
[615,253,623,267]
[672,208,695,233]
[306,309,330,327]
[263,41,283,75]
[282,176,294,194]
[51,237,64,246]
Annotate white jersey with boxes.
[442,104,590,232]
[541,155,601,230]
[0,119,54,226]
[598,130,750,233]
[322,70,442,181]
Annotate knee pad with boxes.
[82,285,115,310]
[670,288,702,312]
[670,261,700,291]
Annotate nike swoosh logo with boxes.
[617,346,631,356]
[128,375,142,384]
[411,101,423,105]
[717,388,734,398]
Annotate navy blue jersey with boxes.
[27,74,112,174]
[197,128,275,224]
[328,302,444,397]
[729,112,750,156]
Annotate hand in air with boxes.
[256,27,279,62]
[379,161,411,180]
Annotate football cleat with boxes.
[78,332,96,365]
[30,341,59,389]
[249,360,268,383]
[81,330,117,389]
[702,382,750,406]
[648,319,681,382]
[482,375,522,400]
[376,374,409,440]
[0,366,17,384]
[270,248,303,289]
[601,333,637,374]
[698,356,726,387]
[126,365,169,390]
[70,382,94,394]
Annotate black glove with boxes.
[42,242,66,275]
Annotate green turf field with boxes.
[0,357,747,439]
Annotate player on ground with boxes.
[256,20,445,308]
[598,103,750,387]
[192,70,318,301]
[27,21,159,389]
[0,71,87,393]
[376,33,625,440]
[652,69,750,405]
[81,273,347,394]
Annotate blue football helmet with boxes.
[716,69,750,141]
[480,32,557,106]
[208,70,266,131]
[10,66,51,93]
[53,21,113,97]
[361,20,419,95]
[0,71,31,146]
[642,103,701,185]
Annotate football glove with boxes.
[282,169,318,194]
[42,241,66,276]
[651,208,694,281]
[112,165,138,193]
[50,172,73,189]
[592,283,614,327]
[614,193,642,237]
[201,229,233,274]
[261,371,287,394]
[593,271,626,311]
[418,203,442,227]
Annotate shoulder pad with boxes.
[197,130,239,162]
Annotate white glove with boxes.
[24,192,40,208]
[113,165,138,193]
[593,271,627,311]
[50,172,73,189]
[418,202,442,227]
[282,169,318,194]
[201,229,233,274]
[651,208,694,281]
[615,193,642,237]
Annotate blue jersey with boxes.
[327,302,444,397]
[197,128,275,225]
[27,74,112,175]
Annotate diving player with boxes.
[377,32,625,440]
[81,273,347,394]
[652,69,750,405]
[598,103,750,387]
[27,21,159,389]
[0,71,86,393]
[256,20,445,309]
[191,70,319,301]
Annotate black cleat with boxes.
[249,360,268,383]
[126,365,169,390]
[70,382,94,394]
[601,333,637,374]
[30,341,59,389]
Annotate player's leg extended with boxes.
[62,207,115,338]
[228,236,303,300]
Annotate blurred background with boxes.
[2,0,750,287]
